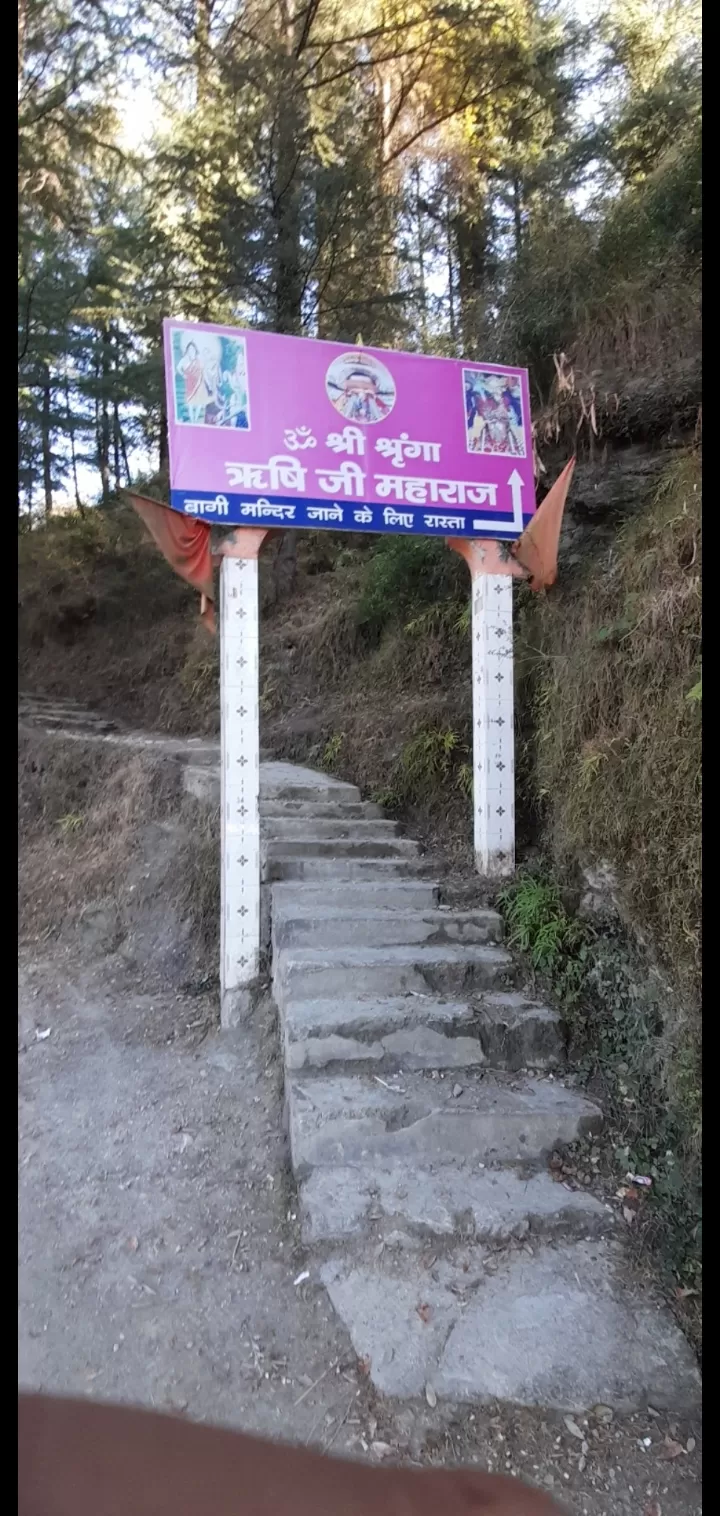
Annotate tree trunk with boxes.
[512,176,523,259]
[18,0,26,79]
[94,386,101,482]
[41,372,52,516]
[273,97,304,336]
[195,0,212,104]
[453,198,494,355]
[112,323,124,490]
[118,416,131,486]
[193,0,214,317]
[65,375,83,514]
[99,329,112,506]
[446,198,457,348]
[414,165,427,349]
[271,0,309,336]
[270,3,310,590]
[113,401,121,491]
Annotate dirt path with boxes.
[19,940,702,1513]
[18,946,363,1445]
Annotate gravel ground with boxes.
[18,944,702,1514]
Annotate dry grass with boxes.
[18,505,221,736]
[18,727,225,981]
[171,803,221,957]
[517,449,701,1002]
[18,732,184,937]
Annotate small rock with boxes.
[593,1405,614,1423]
[425,1384,437,1409]
[659,1437,685,1461]
[452,1084,463,1098]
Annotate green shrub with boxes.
[498,872,702,1316]
[356,537,465,639]
[374,725,470,810]
[498,873,590,1003]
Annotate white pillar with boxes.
[220,554,261,1027]
[471,572,515,878]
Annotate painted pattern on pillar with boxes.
[471,575,515,877]
[220,557,261,989]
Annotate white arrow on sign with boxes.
[508,468,524,527]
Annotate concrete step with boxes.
[18,700,117,731]
[184,764,366,809]
[19,696,103,718]
[318,1239,701,1409]
[264,857,435,883]
[271,880,439,911]
[281,992,564,1073]
[263,820,399,842]
[19,695,82,711]
[29,709,118,733]
[285,1023,486,1073]
[474,992,565,1071]
[274,943,515,1008]
[261,800,385,820]
[300,1162,613,1246]
[260,763,361,803]
[263,836,419,861]
[272,905,503,952]
[286,1071,603,1178]
[183,737,221,760]
[282,995,476,1042]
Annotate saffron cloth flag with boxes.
[511,457,576,591]
[126,492,216,633]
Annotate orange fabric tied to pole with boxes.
[126,492,217,633]
[510,457,576,591]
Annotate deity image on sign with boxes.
[172,327,250,430]
[325,351,396,425]
[463,369,525,458]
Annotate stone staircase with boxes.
[262,763,701,1414]
[17,698,701,1417]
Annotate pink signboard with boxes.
[163,320,536,539]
